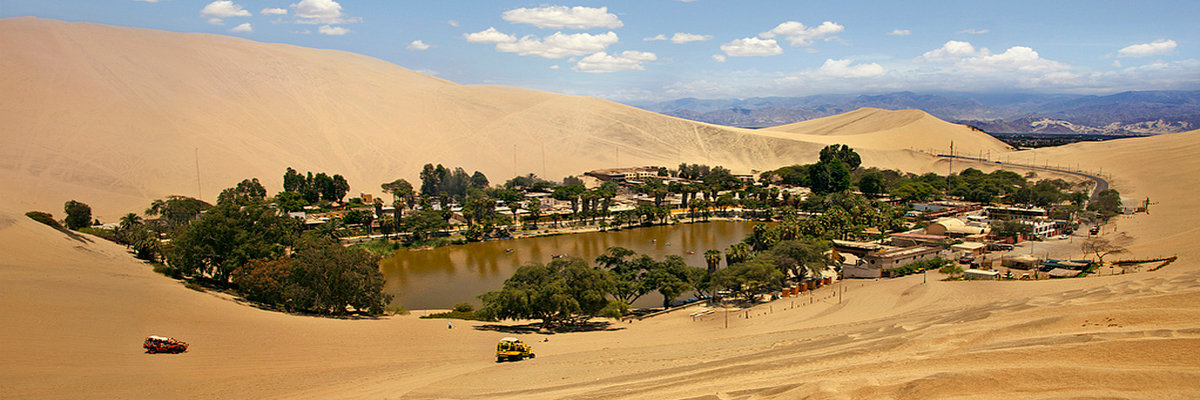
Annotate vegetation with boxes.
[477,257,617,329]
[886,258,949,277]
[63,200,92,230]
[25,211,64,230]
[232,235,391,315]
[1081,237,1127,264]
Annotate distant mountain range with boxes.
[634,90,1200,135]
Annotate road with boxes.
[939,155,1109,202]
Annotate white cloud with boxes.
[760,21,844,46]
[921,40,987,61]
[407,40,430,51]
[494,31,619,59]
[317,25,349,35]
[291,0,356,24]
[959,28,989,35]
[1118,39,1177,57]
[888,29,911,36]
[644,34,668,41]
[670,33,712,44]
[261,8,287,15]
[573,51,657,73]
[230,22,252,33]
[201,1,251,18]
[812,59,885,78]
[720,37,782,57]
[464,27,517,44]
[712,54,726,63]
[134,0,164,2]
[549,65,560,69]
[502,6,622,29]
[958,46,1068,73]
[447,20,459,27]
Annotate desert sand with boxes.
[3,18,1004,220]
[2,17,1199,399]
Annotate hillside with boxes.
[0,17,822,218]
[756,107,1014,156]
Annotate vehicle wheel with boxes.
[529,354,535,359]
[497,357,503,363]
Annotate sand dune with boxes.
[757,107,1015,157]
[1,18,1007,219]
[4,17,1199,399]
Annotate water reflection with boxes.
[378,222,755,309]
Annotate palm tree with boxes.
[118,213,142,231]
[725,243,750,266]
[704,249,722,274]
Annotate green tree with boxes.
[167,202,297,283]
[991,220,1032,240]
[63,200,92,230]
[1088,189,1123,221]
[146,195,212,228]
[285,235,391,315]
[594,247,655,305]
[275,191,309,213]
[857,169,886,196]
[712,257,784,301]
[767,239,829,282]
[704,249,723,274]
[725,242,751,266]
[477,257,616,330]
[403,208,450,242]
[218,178,268,206]
[647,255,701,308]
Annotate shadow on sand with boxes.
[474,320,625,334]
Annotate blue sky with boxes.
[4,0,1198,102]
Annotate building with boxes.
[843,246,944,278]
[925,218,988,238]
[963,269,1000,280]
[951,242,987,257]
[585,167,661,183]
[986,206,1048,221]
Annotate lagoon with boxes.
[379,222,755,309]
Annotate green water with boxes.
[379,222,755,309]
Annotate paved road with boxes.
[940,155,1109,202]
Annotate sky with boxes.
[4,0,1198,103]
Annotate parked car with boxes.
[959,255,975,264]
[143,336,188,354]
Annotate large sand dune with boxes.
[2,17,1006,219]
[4,17,1199,399]
[759,107,1015,157]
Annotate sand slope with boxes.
[758,107,1014,157]
[0,18,1009,219]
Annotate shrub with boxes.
[25,211,63,230]
[452,302,474,313]
[63,200,92,230]
[185,282,205,292]
[79,227,119,242]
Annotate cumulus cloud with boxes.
[888,29,911,36]
[958,46,1068,73]
[760,21,844,46]
[291,0,356,24]
[712,54,727,63]
[317,25,349,35]
[502,6,622,29]
[669,33,712,44]
[202,1,251,18]
[495,31,620,58]
[1118,39,1177,57]
[261,8,287,15]
[921,40,987,61]
[407,40,430,50]
[573,51,658,73]
[959,28,989,35]
[230,22,253,33]
[720,37,782,57]
[464,27,517,44]
[812,59,885,78]
[645,33,713,44]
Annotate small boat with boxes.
[687,250,695,255]
[504,248,514,254]
[665,242,672,246]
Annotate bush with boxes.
[25,211,64,230]
[79,227,119,242]
[185,282,205,292]
[452,302,474,313]
[420,309,494,322]
[63,200,92,230]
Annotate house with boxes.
[951,242,987,257]
[986,206,1048,221]
[850,246,944,278]
[926,217,988,238]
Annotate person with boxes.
[448,322,453,329]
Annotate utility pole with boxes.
[194,147,202,201]
[947,141,954,187]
